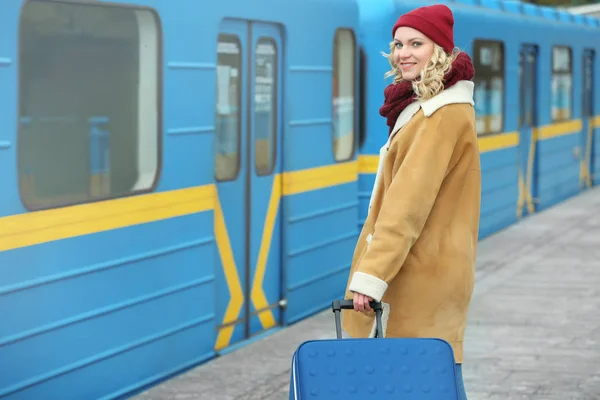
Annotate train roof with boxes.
[464,0,599,28]
[360,0,600,29]
[564,3,600,18]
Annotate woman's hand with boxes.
[353,292,374,311]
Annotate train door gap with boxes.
[581,49,594,188]
[214,18,284,353]
[517,44,538,218]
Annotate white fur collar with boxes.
[389,80,474,140]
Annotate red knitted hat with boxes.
[392,4,455,54]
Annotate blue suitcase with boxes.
[289,300,460,399]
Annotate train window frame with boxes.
[358,46,367,150]
[551,45,573,122]
[518,44,539,129]
[215,33,243,182]
[253,36,278,177]
[17,0,163,211]
[472,39,505,136]
[582,49,594,118]
[332,28,357,162]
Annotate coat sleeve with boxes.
[348,108,463,301]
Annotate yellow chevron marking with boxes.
[580,117,594,189]
[524,128,537,214]
[214,194,244,351]
[251,175,281,329]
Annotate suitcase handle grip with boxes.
[331,299,384,339]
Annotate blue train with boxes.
[0,0,598,398]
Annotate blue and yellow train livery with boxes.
[0,0,599,399]
[357,0,600,238]
[0,0,359,398]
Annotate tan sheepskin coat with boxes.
[341,80,481,363]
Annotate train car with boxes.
[356,0,600,238]
[0,0,360,398]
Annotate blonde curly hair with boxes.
[382,41,459,102]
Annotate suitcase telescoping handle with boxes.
[331,299,384,339]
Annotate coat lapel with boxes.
[367,80,475,211]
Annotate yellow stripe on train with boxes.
[357,117,596,175]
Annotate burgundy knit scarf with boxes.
[379,51,475,135]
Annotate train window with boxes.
[583,50,594,118]
[473,40,504,135]
[551,46,572,121]
[518,52,525,128]
[333,29,356,162]
[254,38,277,176]
[18,1,160,210]
[358,47,367,150]
[215,35,242,181]
[518,46,537,129]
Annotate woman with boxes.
[341,4,480,399]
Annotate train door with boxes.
[214,20,283,352]
[517,44,538,218]
[580,49,594,188]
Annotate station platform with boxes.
[133,187,600,400]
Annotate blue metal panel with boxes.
[558,11,573,24]
[214,18,250,349]
[584,16,596,27]
[277,0,360,325]
[454,0,479,6]
[479,206,517,239]
[355,0,396,239]
[283,182,358,324]
[0,1,19,216]
[360,1,398,120]
[160,0,220,193]
[573,14,586,26]
[481,160,516,194]
[539,6,558,21]
[537,134,581,208]
[358,173,375,228]
[538,145,578,174]
[480,0,501,11]
[522,3,541,17]
[248,21,283,336]
[284,3,359,172]
[501,1,522,14]
[479,161,518,235]
[479,149,519,224]
[0,212,216,399]
[481,146,517,171]
[537,167,580,209]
